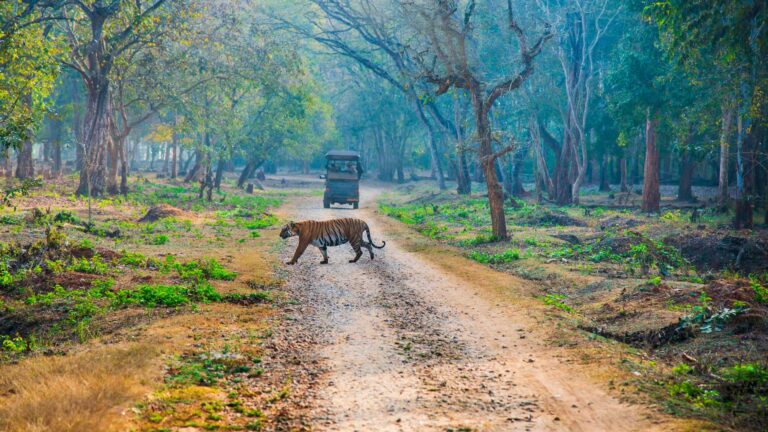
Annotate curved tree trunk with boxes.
[641,115,661,213]
[472,91,507,239]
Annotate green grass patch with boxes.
[468,248,521,264]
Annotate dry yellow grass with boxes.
[0,343,162,432]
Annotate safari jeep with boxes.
[323,150,362,209]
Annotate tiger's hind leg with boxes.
[349,237,363,263]
[319,246,328,264]
[362,241,374,260]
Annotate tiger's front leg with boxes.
[287,239,310,265]
[319,246,329,264]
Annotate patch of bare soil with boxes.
[665,232,768,274]
[138,203,189,222]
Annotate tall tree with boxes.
[409,0,552,238]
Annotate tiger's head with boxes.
[279,222,299,239]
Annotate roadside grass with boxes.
[0,175,294,431]
[0,343,161,432]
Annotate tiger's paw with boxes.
[285,261,296,265]
[320,260,328,264]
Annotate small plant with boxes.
[749,276,768,304]
[661,210,685,223]
[1,334,34,353]
[540,293,574,313]
[149,234,169,245]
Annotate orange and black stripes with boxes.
[279,218,386,265]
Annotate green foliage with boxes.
[156,257,237,282]
[459,234,501,246]
[53,210,81,225]
[749,276,768,304]
[119,251,148,268]
[113,283,221,308]
[720,363,768,387]
[149,234,169,245]
[468,249,521,264]
[1,334,36,353]
[68,256,109,275]
[678,292,749,334]
[540,294,574,313]
[0,8,61,149]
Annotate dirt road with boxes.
[277,184,679,432]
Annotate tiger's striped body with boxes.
[279,218,385,265]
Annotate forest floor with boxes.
[0,174,764,431]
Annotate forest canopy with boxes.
[0,0,766,235]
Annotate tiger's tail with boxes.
[365,225,386,249]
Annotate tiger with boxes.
[279,218,386,265]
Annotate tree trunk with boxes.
[163,143,170,174]
[51,112,63,177]
[3,153,12,179]
[599,155,611,192]
[641,115,661,213]
[458,147,471,194]
[77,81,112,196]
[117,136,128,195]
[620,157,629,192]
[185,148,204,183]
[214,158,225,189]
[412,98,445,190]
[472,91,507,239]
[718,105,733,205]
[677,144,696,202]
[171,139,178,179]
[15,139,34,179]
[553,140,574,205]
[238,159,264,188]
